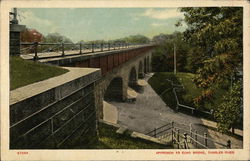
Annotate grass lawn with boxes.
[86,122,171,149]
[148,72,226,116]
[10,56,69,90]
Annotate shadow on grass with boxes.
[86,122,172,149]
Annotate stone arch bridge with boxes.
[38,44,154,119]
[10,36,156,149]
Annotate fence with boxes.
[165,79,212,116]
[20,42,149,60]
[146,121,231,149]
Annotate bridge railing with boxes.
[165,79,212,116]
[146,121,231,149]
[20,42,151,60]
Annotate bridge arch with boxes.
[128,67,137,88]
[138,61,144,79]
[104,77,123,102]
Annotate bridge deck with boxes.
[20,45,145,61]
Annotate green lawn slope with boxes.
[86,122,171,149]
[148,72,226,117]
[10,56,69,90]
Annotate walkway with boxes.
[108,73,243,149]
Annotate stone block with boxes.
[52,109,87,145]
[24,119,52,147]
[116,126,127,134]
[10,119,52,149]
[10,24,26,32]
[54,79,93,100]
[10,46,20,55]
[10,89,56,126]
[52,98,86,131]
[10,32,20,39]
[10,39,20,46]
[10,89,85,142]
[36,134,56,149]
[57,122,90,148]
[83,84,94,95]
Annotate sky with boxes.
[17,8,187,43]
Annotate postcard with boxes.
[1,0,250,160]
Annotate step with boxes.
[131,132,170,145]
[116,126,127,134]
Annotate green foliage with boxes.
[179,7,243,120]
[85,40,105,44]
[151,48,168,72]
[148,72,226,114]
[214,81,243,133]
[42,33,75,51]
[151,32,191,72]
[86,122,169,149]
[180,7,242,57]
[185,47,204,73]
[122,35,150,43]
[10,56,68,90]
[43,33,73,43]
[78,34,150,44]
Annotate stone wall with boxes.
[10,24,25,55]
[10,68,101,149]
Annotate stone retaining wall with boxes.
[10,68,101,149]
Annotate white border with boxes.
[1,0,250,160]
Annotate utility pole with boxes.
[174,43,176,75]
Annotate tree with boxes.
[151,47,168,72]
[43,33,73,43]
[151,32,191,72]
[21,28,43,42]
[122,35,150,44]
[185,47,204,73]
[179,7,243,109]
[152,33,168,45]
[214,81,242,134]
[42,33,74,51]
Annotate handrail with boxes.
[154,127,172,136]
[146,123,171,135]
[147,120,231,149]
[189,130,228,147]
[165,78,212,115]
[188,136,209,149]
[20,42,152,60]
[173,87,180,105]
[184,140,189,149]
[179,104,195,110]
